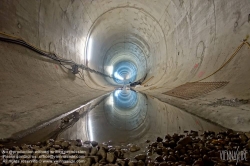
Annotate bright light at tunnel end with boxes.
[114,72,124,81]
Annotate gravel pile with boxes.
[1,130,250,166]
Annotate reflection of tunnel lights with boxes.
[114,90,121,97]
[113,90,138,109]
[87,38,92,61]
[103,90,147,131]
[88,117,94,141]
[114,72,124,80]
[107,95,114,106]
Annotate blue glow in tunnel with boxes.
[113,61,137,84]
[104,90,147,131]
[113,89,138,110]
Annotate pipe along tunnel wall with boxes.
[0,0,250,140]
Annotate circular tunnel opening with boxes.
[85,7,166,88]
[113,61,137,84]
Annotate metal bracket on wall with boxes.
[71,65,79,74]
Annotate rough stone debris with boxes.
[1,130,250,165]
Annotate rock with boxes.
[81,144,92,153]
[155,148,163,155]
[168,140,176,148]
[84,140,91,144]
[89,156,99,163]
[76,139,83,146]
[101,142,108,149]
[245,132,250,139]
[159,162,168,166]
[107,152,115,163]
[157,137,163,142]
[61,141,69,148]
[90,147,98,155]
[137,160,145,166]
[134,154,147,161]
[175,144,182,150]
[91,163,99,166]
[246,140,250,149]
[115,146,121,150]
[53,145,61,149]
[69,145,77,151]
[226,129,233,134]
[147,152,152,156]
[147,162,154,166]
[32,145,40,151]
[91,141,98,147]
[177,136,192,146]
[36,142,41,146]
[77,157,92,166]
[116,159,126,166]
[99,158,107,164]
[4,129,250,166]
[128,161,137,166]
[167,155,176,161]
[77,149,88,156]
[63,117,70,123]
[108,147,116,152]
[151,142,158,147]
[239,134,248,142]
[54,140,62,146]
[158,142,163,148]
[191,130,198,134]
[50,164,60,166]
[121,148,128,153]
[128,144,140,152]
[21,144,31,150]
[46,139,54,144]
[155,156,164,162]
[58,138,65,142]
[97,147,107,159]
[114,150,122,158]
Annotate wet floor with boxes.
[2,90,225,147]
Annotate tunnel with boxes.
[0,0,250,165]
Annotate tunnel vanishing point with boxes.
[0,0,250,141]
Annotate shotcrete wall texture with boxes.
[0,0,250,138]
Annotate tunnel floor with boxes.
[1,90,225,146]
[1,91,250,165]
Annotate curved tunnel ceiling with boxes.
[85,7,166,86]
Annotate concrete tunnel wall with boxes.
[0,0,250,139]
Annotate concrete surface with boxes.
[0,0,250,139]
[57,92,224,144]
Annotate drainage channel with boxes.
[0,93,110,147]
[2,90,243,166]
[0,89,226,148]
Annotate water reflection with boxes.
[79,90,223,143]
[7,90,225,147]
[104,89,147,131]
[57,90,224,144]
